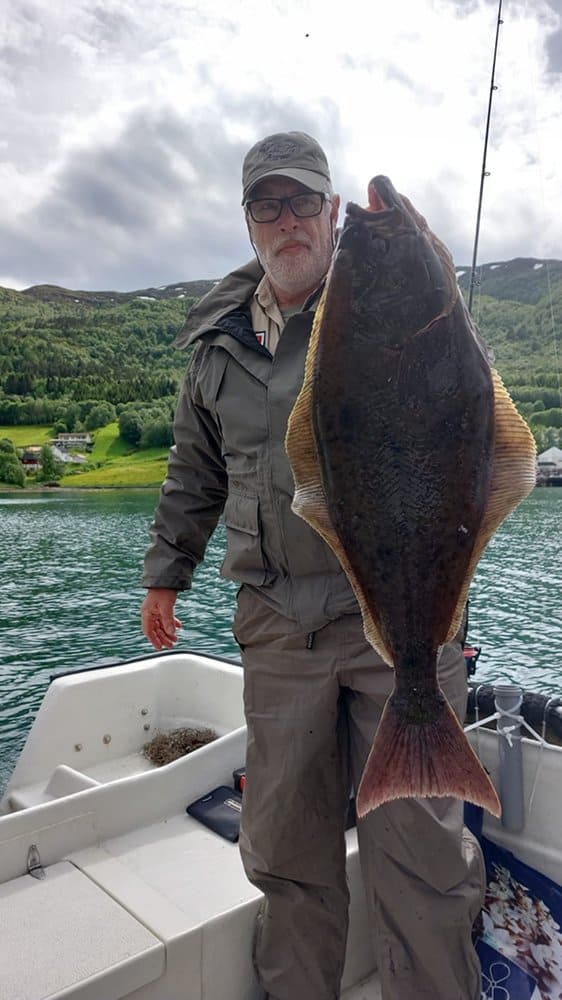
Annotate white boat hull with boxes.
[1,651,561,1000]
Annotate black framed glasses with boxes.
[245,192,331,223]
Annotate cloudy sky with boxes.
[1,0,561,291]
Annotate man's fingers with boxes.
[140,591,181,651]
[142,611,181,649]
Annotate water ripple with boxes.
[0,487,560,793]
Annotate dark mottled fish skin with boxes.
[314,181,495,675]
[286,175,541,817]
[311,178,501,815]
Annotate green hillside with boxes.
[0,260,560,489]
[0,289,193,414]
[456,257,562,385]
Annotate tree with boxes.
[531,408,562,428]
[118,409,144,446]
[0,439,25,487]
[37,445,63,483]
[60,402,81,432]
[85,401,116,430]
[140,418,174,449]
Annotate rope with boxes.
[464,706,549,747]
[464,702,552,817]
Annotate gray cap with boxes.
[242,131,332,204]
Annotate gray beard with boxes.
[260,244,333,298]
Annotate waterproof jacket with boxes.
[142,258,360,632]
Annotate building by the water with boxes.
[536,446,562,487]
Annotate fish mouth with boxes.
[345,175,405,223]
[368,183,389,213]
[369,175,404,211]
[341,175,418,253]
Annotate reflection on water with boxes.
[0,486,561,792]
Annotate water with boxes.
[1,487,561,793]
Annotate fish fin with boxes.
[285,287,339,551]
[286,276,394,666]
[445,368,536,643]
[356,695,501,818]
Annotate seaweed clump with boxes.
[143,726,217,766]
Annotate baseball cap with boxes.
[242,131,332,204]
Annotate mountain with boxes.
[10,257,560,308]
[0,259,560,447]
[17,279,219,306]
[455,257,562,307]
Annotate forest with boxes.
[0,257,561,487]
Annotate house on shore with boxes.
[20,444,87,473]
[51,433,93,450]
[536,446,562,486]
[20,447,42,473]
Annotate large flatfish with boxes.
[285,176,536,818]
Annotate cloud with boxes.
[0,93,354,289]
[1,0,561,290]
[545,26,562,72]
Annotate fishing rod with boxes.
[468,0,504,314]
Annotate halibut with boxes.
[285,176,536,818]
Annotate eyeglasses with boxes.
[245,192,331,223]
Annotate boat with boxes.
[1,647,561,1000]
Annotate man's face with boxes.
[246,176,340,307]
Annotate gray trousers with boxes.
[234,589,486,1000]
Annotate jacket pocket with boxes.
[221,492,269,586]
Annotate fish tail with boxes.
[356,694,501,819]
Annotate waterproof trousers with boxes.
[234,590,486,1000]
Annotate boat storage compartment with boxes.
[0,861,164,1000]
[2,652,246,813]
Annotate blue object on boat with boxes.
[475,834,562,998]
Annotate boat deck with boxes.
[0,801,377,1000]
[3,652,562,1000]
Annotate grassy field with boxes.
[0,425,54,447]
[59,451,168,487]
[0,422,169,489]
[90,422,133,461]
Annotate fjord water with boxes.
[1,487,561,793]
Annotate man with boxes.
[141,131,485,1000]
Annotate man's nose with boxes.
[278,201,299,228]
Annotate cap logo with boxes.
[258,138,300,162]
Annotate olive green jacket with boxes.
[142,258,359,630]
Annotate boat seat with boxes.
[0,861,164,1000]
[62,819,375,1000]
[6,765,100,812]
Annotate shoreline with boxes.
[0,484,161,493]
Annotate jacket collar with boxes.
[174,258,263,349]
[174,256,325,353]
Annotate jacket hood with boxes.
[174,258,264,349]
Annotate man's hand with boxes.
[141,588,182,650]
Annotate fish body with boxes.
[285,176,536,818]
